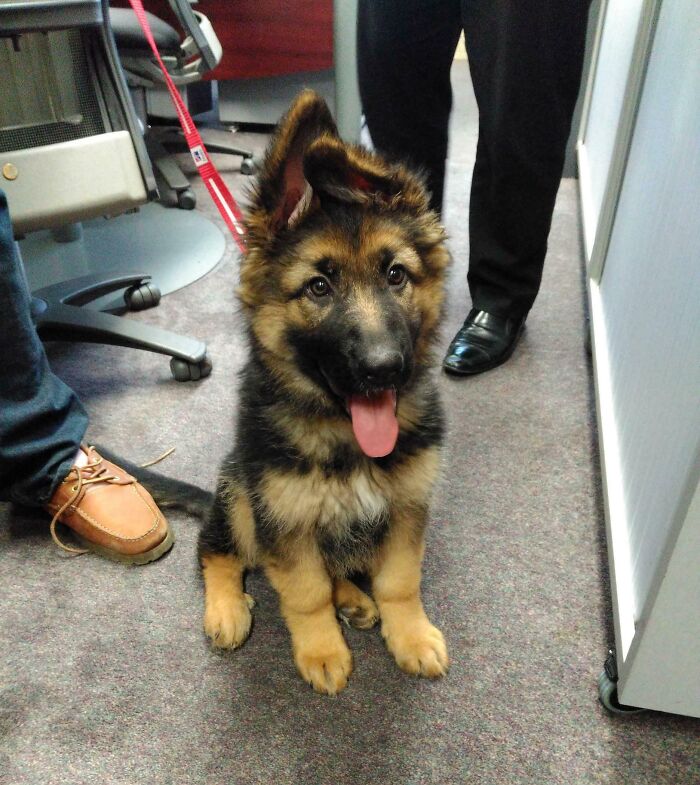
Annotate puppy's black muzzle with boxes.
[356,344,405,387]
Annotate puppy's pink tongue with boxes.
[348,390,398,458]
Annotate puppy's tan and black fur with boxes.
[197,91,450,695]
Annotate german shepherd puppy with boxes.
[197,90,449,695]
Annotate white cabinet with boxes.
[578,0,700,717]
[577,0,646,258]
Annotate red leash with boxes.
[126,0,247,253]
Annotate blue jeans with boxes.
[0,190,88,506]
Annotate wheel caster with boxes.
[177,188,197,210]
[170,356,212,382]
[240,156,257,175]
[584,317,592,357]
[598,651,645,715]
[124,282,161,311]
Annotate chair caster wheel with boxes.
[240,156,257,175]
[170,356,212,382]
[598,651,644,715]
[177,188,197,210]
[124,282,161,311]
[584,316,592,357]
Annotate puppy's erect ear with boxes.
[248,89,434,248]
[303,135,399,205]
[303,135,431,215]
[254,90,338,230]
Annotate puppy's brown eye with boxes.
[387,265,407,287]
[308,277,331,298]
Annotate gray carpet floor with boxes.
[1,125,699,785]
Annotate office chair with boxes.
[0,0,212,381]
[109,0,256,211]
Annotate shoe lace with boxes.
[50,446,175,556]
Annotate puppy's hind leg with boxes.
[334,578,379,630]
[199,491,255,650]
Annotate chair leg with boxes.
[35,302,207,365]
[33,276,211,381]
[193,140,254,159]
[152,149,191,192]
[33,271,154,308]
[148,137,197,210]
[156,129,256,168]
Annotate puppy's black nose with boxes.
[359,346,404,385]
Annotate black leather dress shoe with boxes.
[443,309,525,375]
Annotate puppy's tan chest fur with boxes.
[258,446,440,535]
[261,464,387,535]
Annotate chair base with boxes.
[21,203,226,381]
[148,126,257,210]
[32,273,210,382]
[20,202,225,311]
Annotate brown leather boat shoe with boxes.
[45,445,174,565]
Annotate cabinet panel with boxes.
[578,0,645,255]
[597,0,700,620]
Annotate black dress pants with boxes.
[357,0,591,318]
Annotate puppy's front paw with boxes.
[204,594,253,649]
[382,620,449,678]
[294,638,353,695]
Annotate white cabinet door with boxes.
[577,0,646,257]
[587,0,700,716]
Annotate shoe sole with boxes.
[74,526,175,566]
[442,324,525,377]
